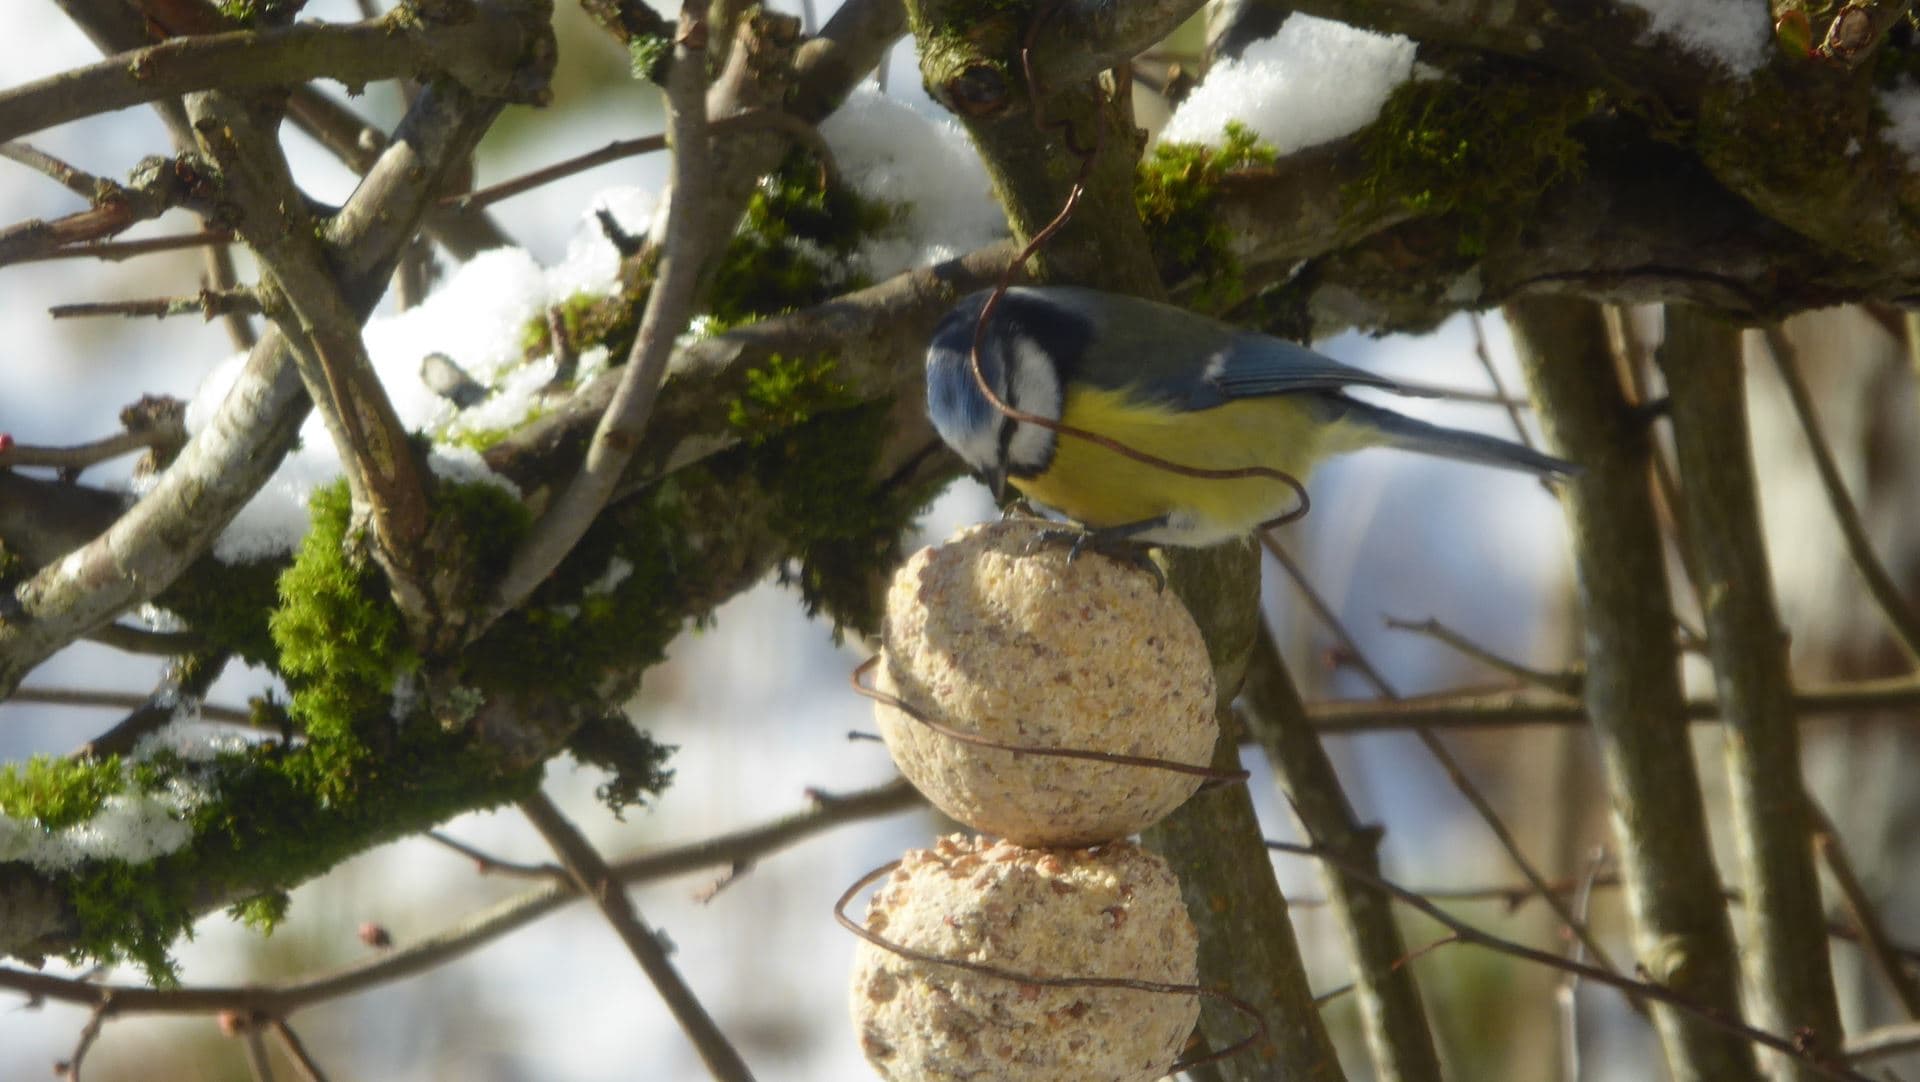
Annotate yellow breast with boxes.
[1010,387,1332,541]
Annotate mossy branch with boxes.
[0,82,507,702]
[0,409,949,971]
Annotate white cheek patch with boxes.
[1009,336,1063,417]
[1006,335,1063,471]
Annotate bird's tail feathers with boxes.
[1337,398,1577,478]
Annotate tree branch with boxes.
[1758,324,1920,666]
[0,779,919,1011]
[0,78,509,699]
[1661,306,1844,1076]
[186,88,439,633]
[520,790,755,1082]
[1510,294,1758,1082]
[1026,0,1207,89]
[1267,841,1872,1082]
[483,2,715,631]
[1307,673,1920,732]
[1264,534,1634,1009]
[1143,543,1347,1080]
[1241,620,1444,1082]
[0,8,545,144]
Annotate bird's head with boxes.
[924,288,1082,499]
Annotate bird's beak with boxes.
[987,464,1008,502]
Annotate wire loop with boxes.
[837,858,1268,1073]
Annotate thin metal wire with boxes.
[836,859,1267,1073]
[851,656,1246,785]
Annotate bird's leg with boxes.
[999,497,1046,523]
[1022,517,1169,591]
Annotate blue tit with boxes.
[924,286,1575,548]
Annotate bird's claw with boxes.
[1023,526,1165,591]
[999,498,1044,523]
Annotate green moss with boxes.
[1136,122,1277,310]
[0,756,125,829]
[154,555,283,668]
[520,290,608,360]
[441,418,540,454]
[426,479,533,611]
[268,481,418,787]
[56,732,538,982]
[1354,68,1595,257]
[228,890,290,934]
[628,34,673,82]
[706,151,893,325]
[32,480,678,980]
[565,713,675,819]
[719,397,937,635]
[66,857,193,983]
[463,484,690,701]
[726,353,858,443]
[513,149,891,372]
[718,351,938,633]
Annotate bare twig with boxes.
[7,228,234,264]
[1382,614,1584,696]
[520,790,756,1082]
[1512,294,1755,1080]
[83,624,211,656]
[56,998,111,1082]
[13,686,252,726]
[1266,841,1870,1082]
[1241,620,1445,1082]
[1309,672,1920,732]
[0,156,214,266]
[201,240,257,351]
[441,108,832,212]
[1847,1020,1920,1064]
[1263,534,1634,997]
[49,289,262,322]
[424,831,564,879]
[1557,848,1608,1082]
[1759,323,1920,667]
[0,141,102,197]
[1386,378,1534,408]
[1468,311,1537,449]
[269,1018,330,1082]
[240,1025,277,1082]
[0,431,179,474]
[1285,867,1920,968]
[0,12,537,144]
[483,3,717,630]
[282,87,512,257]
[1809,800,1920,1019]
[76,651,231,760]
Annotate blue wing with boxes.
[1197,334,1409,405]
[1022,287,1412,411]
